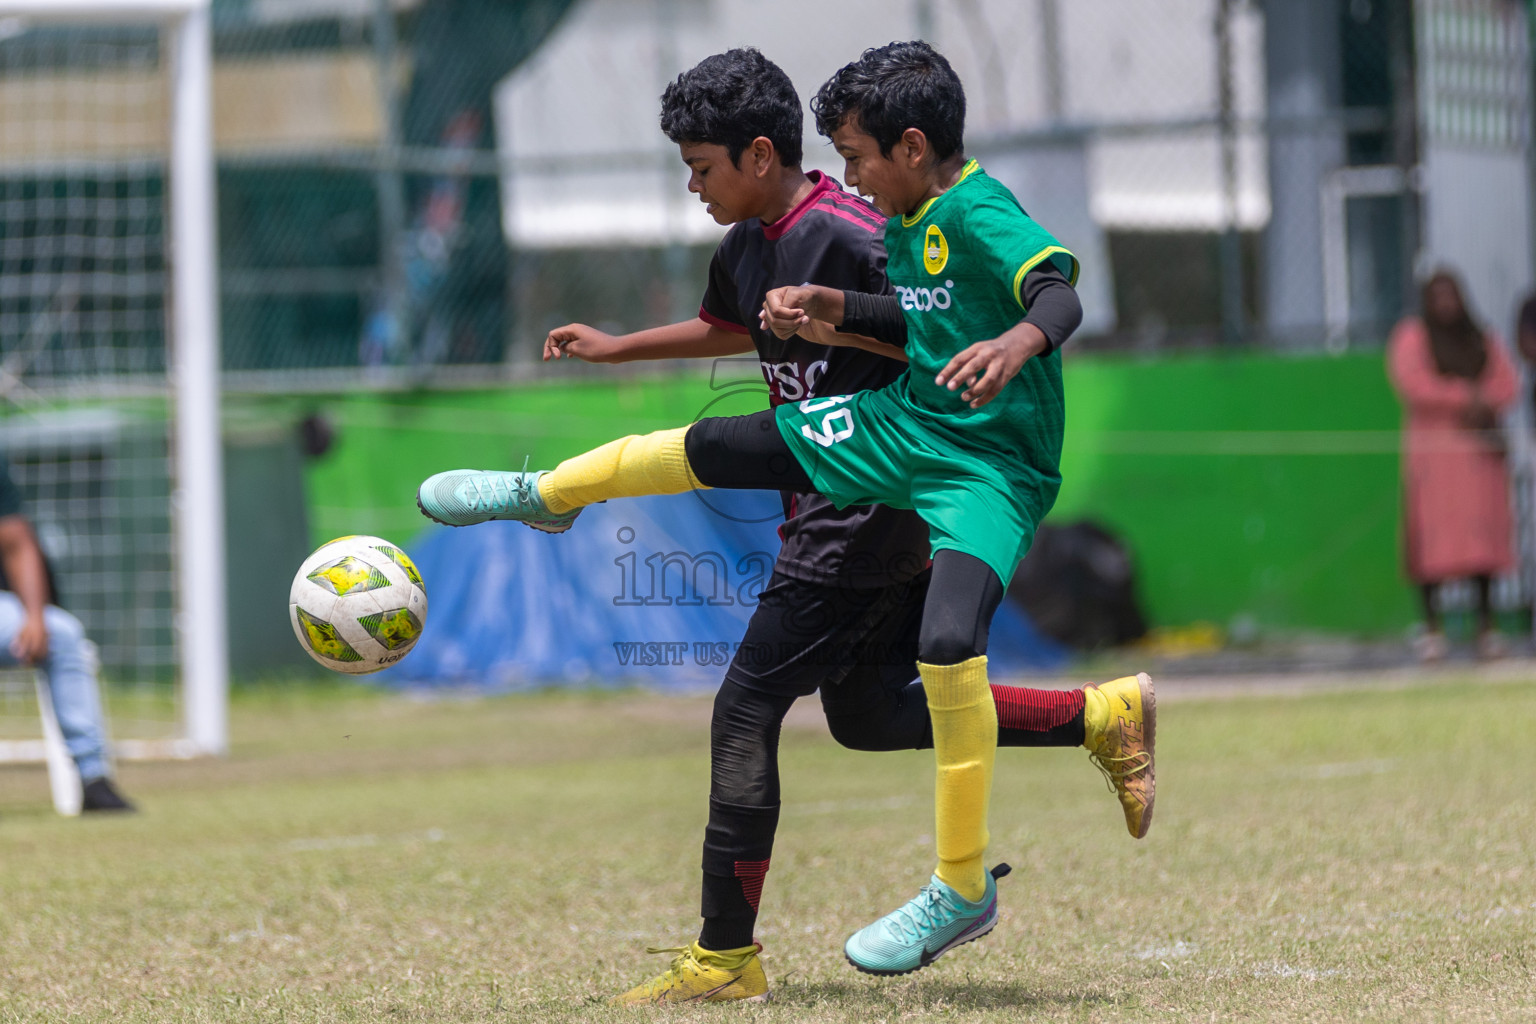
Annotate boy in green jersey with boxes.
[765,81,1080,595]
[417,41,1154,978]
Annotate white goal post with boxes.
[0,0,227,758]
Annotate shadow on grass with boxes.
[778,977,1120,1012]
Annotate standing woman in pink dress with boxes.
[1388,270,1519,660]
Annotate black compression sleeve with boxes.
[684,411,813,492]
[1020,264,1083,353]
[918,549,1005,664]
[839,291,908,347]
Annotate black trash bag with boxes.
[1008,520,1148,651]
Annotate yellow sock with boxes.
[538,427,708,514]
[693,941,758,967]
[921,656,996,902]
[1081,683,1111,752]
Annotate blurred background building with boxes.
[6,0,1522,377]
[0,0,1530,720]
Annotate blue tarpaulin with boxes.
[382,489,1067,691]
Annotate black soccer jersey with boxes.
[698,171,930,587]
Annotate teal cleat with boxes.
[844,864,1010,976]
[416,468,580,533]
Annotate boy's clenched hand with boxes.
[935,323,1050,408]
[761,285,844,340]
[545,323,622,362]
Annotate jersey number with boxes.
[798,395,855,449]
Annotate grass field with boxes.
[2,676,1534,1023]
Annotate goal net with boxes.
[0,0,225,764]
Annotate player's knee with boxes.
[711,679,785,736]
[709,679,792,803]
[918,632,983,666]
[42,606,85,651]
[918,602,989,664]
[824,711,878,750]
[920,550,1000,665]
[825,711,907,752]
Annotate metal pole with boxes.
[372,0,410,364]
[1527,0,1536,339]
[914,0,934,41]
[1216,0,1245,346]
[1390,0,1420,308]
[1041,0,1064,122]
[657,0,691,327]
[1524,0,1536,645]
[169,0,228,756]
[503,102,529,371]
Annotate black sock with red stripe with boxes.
[698,863,768,951]
[700,798,778,951]
[990,684,1085,747]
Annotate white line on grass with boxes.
[222,915,298,945]
[1249,963,1343,980]
[1134,941,1200,961]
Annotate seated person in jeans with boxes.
[0,454,134,813]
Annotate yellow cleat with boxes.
[1083,672,1156,839]
[612,940,770,1006]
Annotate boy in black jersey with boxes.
[537,49,1109,1004]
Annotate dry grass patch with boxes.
[1,677,1533,1022]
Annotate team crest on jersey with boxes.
[923,224,949,274]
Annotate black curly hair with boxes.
[811,41,966,161]
[659,48,803,167]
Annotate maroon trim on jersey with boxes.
[776,494,798,542]
[699,306,750,334]
[761,170,840,240]
[823,189,886,231]
[817,202,883,234]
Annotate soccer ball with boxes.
[289,535,428,674]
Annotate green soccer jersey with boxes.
[773,159,1082,582]
[884,159,1079,498]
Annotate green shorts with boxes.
[774,389,1050,585]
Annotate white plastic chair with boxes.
[0,664,86,817]
[34,673,82,816]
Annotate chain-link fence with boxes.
[210,0,573,383]
[4,0,1526,392]
[497,0,1531,366]
[0,22,174,726]
[0,15,188,752]
[0,0,1531,683]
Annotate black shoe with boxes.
[81,777,136,813]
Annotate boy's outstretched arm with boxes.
[544,319,755,363]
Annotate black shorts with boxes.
[724,568,928,705]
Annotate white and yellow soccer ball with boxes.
[289,535,428,674]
